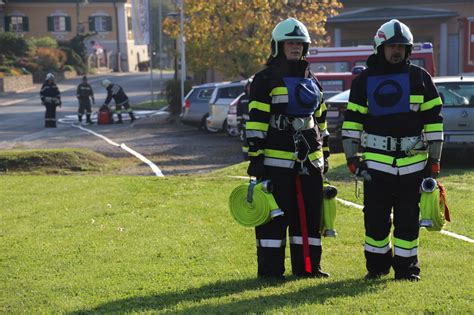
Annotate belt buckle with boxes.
[291,117,305,131]
[386,136,400,151]
[275,115,287,131]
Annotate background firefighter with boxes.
[245,18,331,280]
[40,73,61,128]
[237,77,252,161]
[100,79,136,123]
[76,76,95,124]
[342,19,444,281]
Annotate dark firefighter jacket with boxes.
[342,54,443,176]
[40,82,61,105]
[246,58,329,169]
[76,83,94,101]
[104,84,129,106]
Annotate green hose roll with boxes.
[229,181,282,228]
[420,178,450,231]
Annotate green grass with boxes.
[133,98,168,110]
[0,154,473,313]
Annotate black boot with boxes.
[364,269,390,280]
[129,112,136,123]
[78,115,82,123]
[86,114,92,124]
[116,113,123,124]
[395,274,420,282]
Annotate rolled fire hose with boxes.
[419,178,451,231]
[229,180,283,227]
[321,182,338,237]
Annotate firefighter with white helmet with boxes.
[342,19,444,281]
[40,72,61,128]
[101,79,136,123]
[245,17,331,280]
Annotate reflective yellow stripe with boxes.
[363,152,427,166]
[248,149,264,157]
[270,87,288,96]
[420,97,442,111]
[264,149,294,160]
[249,101,270,113]
[366,235,390,247]
[424,123,443,132]
[347,102,368,114]
[410,95,424,103]
[246,121,269,132]
[394,237,419,249]
[308,150,323,161]
[342,121,363,131]
[323,147,329,152]
[318,121,327,130]
[320,102,327,111]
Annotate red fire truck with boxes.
[306,43,436,95]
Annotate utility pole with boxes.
[179,0,185,115]
[149,0,154,105]
[158,0,163,95]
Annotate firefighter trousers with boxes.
[44,102,57,128]
[363,171,423,278]
[255,163,323,277]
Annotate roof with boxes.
[327,7,458,23]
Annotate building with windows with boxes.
[2,0,148,72]
[326,0,474,75]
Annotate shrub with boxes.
[28,36,58,49]
[0,33,29,59]
[34,47,67,72]
[63,64,75,72]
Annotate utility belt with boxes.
[361,132,425,153]
[269,114,314,132]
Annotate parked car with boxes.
[181,82,219,130]
[226,92,245,137]
[324,89,350,143]
[434,76,474,150]
[206,81,246,132]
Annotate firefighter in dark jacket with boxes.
[76,76,95,124]
[246,18,330,280]
[40,73,61,128]
[237,78,251,160]
[100,79,136,123]
[342,19,444,281]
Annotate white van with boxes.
[206,81,245,132]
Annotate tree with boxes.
[163,0,342,80]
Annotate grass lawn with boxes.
[1,154,473,313]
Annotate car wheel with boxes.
[225,120,239,137]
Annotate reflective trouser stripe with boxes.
[342,129,362,139]
[116,100,128,106]
[242,146,249,153]
[290,236,321,246]
[365,160,425,175]
[364,243,392,254]
[264,157,295,168]
[246,130,266,139]
[256,239,285,248]
[394,247,418,257]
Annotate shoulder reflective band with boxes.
[229,182,283,227]
[249,101,270,113]
[347,102,368,114]
[270,87,288,96]
[420,96,442,111]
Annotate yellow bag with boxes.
[419,178,451,231]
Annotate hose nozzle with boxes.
[421,177,437,193]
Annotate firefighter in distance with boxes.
[101,79,136,123]
[76,75,95,124]
[40,73,61,128]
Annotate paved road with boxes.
[0,72,244,175]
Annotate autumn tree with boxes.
[163,0,342,80]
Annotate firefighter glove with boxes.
[247,156,265,179]
[323,158,329,174]
[424,158,440,178]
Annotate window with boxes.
[4,16,29,32]
[310,62,350,73]
[435,82,474,107]
[89,16,112,32]
[127,16,133,40]
[47,16,71,32]
[218,86,245,99]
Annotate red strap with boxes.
[348,162,357,174]
[438,182,451,222]
[295,175,312,274]
[431,163,440,176]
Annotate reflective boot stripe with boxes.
[256,239,286,248]
[394,247,418,257]
[290,236,322,246]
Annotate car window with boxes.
[435,82,474,107]
[218,86,244,99]
[197,88,214,100]
[310,62,350,73]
